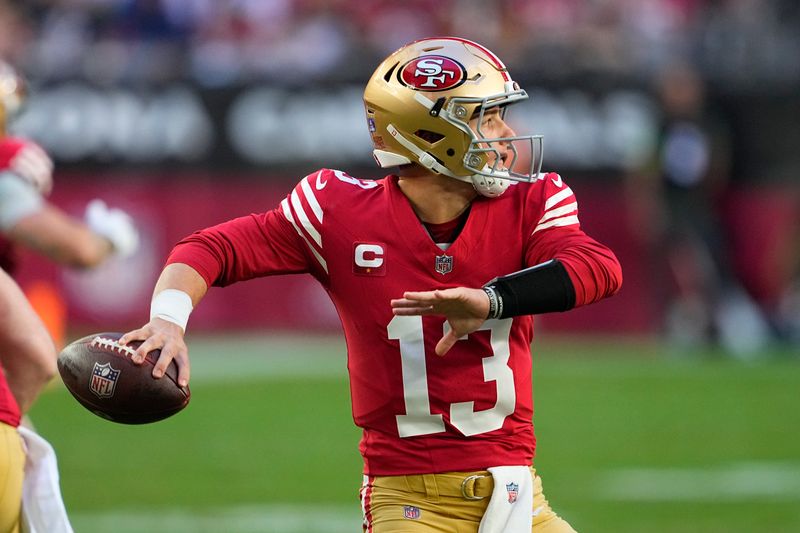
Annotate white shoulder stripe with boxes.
[290,189,322,247]
[538,201,578,225]
[300,173,323,224]
[533,215,580,234]
[544,187,574,210]
[280,198,328,273]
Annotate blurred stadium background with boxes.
[2,0,798,531]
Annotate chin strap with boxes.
[385,124,509,198]
[470,170,510,198]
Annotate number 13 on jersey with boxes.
[388,316,515,438]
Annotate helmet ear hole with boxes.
[446,148,455,157]
[413,130,444,145]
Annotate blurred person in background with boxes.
[0,60,139,280]
[628,60,771,356]
[120,37,621,532]
[0,59,134,533]
[0,267,71,532]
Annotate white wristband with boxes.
[150,289,193,332]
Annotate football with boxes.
[57,332,190,424]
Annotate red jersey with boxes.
[0,136,51,274]
[168,169,621,475]
[0,137,51,426]
[0,373,19,427]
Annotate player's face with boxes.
[470,107,516,170]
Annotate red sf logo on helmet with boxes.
[398,55,466,92]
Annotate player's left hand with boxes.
[391,287,490,356]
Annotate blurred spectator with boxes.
[0,60,139,273]
[628,61,771,356]
[0,59,140,347]
[4,0,797,87]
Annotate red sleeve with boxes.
[0,137,49,170]
[166,208,311,288]
[528,228,622,307]
[0,137,27,168]
[524,173,622,307]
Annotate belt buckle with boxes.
[460,474,488,500]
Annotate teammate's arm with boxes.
[0,172,139,266]
[7,204,114,268]
[0,269,56,413]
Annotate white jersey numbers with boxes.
[333,169,379,189]
[388,315,516,438]
[450,319,515,436]
[389,316,445,437]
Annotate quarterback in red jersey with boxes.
[122,37,622,532]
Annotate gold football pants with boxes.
[361,467,577,532]
[0,422,23,533]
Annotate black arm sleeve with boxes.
[483,259,576,319]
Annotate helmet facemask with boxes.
[441,87,544,196]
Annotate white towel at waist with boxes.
[18,426,73,533]
[478,465,533,533]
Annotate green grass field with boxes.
[30,334,800,532]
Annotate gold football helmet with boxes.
[0,61,26,136]
[363,37,543,197]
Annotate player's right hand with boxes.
[119,318,190,387]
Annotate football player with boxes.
[0,60,135,532]
[122,37,622,532]
[0,61,139,276]
[0,267,60,532]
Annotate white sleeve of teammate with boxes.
[0,171,44,231]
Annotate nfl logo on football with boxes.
[403,505,421,520]
[435,254,453,275]
[90,362,120,398]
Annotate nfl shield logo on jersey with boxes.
[434,254,453,275]
[90,362,120,398]
[403,505,421,520]
[506,482,519,503]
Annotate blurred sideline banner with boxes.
[13,82,800,188]
[13,174,797,336]
[13,83,657,172]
